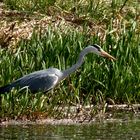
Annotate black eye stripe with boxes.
[91,44,101,51]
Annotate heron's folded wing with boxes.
[18,73,58,92]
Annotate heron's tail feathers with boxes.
[0,84,13,94]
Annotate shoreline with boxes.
[1,104,140,125]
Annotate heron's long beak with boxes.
[100,50,116,60]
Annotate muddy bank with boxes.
[1,104,140,125]
[1,117,140,126]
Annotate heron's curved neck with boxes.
[62,48,90,79]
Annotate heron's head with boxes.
[88,44,116,60]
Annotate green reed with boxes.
[0,24,139,118]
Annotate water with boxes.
[0,120,140,140]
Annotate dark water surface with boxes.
[0,120,140,140]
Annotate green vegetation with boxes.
[0,0,140,120]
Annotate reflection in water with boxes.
[0,120,140,139]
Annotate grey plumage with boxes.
[0,68,63,93]
[0,44,116,94]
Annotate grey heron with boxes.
[0,44,116,94]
